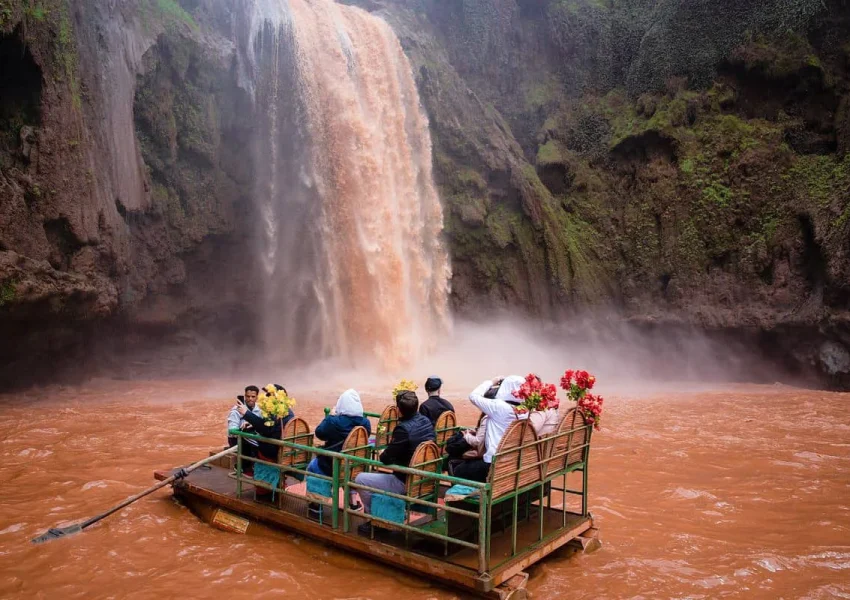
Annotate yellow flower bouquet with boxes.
[391,379,418,399]
[258,384,296,425]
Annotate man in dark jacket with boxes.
[354,390,435,529]
[418,376,454,426]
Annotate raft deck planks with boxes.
[155,465,593,595]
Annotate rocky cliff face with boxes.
[0,0,261,381]
[0,0,848,387]
[352,0,850,386]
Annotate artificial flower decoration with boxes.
[391,379,418,399]
[512,373,559,414]
[560,370,603,430]
[257,384,296,425]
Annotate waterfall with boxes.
[240,0,451,370]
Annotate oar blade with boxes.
[31,524,83,544]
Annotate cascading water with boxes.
[238,0,451,370]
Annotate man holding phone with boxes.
[227,386,261,472]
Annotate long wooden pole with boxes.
[32,446,237,543]
[82,446,237,528]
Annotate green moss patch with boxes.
[0,279,16,308]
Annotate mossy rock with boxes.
[536,139,566,166]
[729,33,824,81]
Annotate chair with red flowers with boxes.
[541,407,592,516]
[449,419,544,556]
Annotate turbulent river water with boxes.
[1,380,848,599]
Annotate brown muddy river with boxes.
[1,380,848,599]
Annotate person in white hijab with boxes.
[452,376,527,482]
[333,388,365,417]
[307,389,372,509]
[311,390,370,469]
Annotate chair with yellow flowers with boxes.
[373,404,400,455]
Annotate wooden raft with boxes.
[154,465,594,597]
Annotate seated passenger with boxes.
[227,386,261,473]
[237,384,296,500]
[529,406,560,437]
[461,414,488,459]
[307,389,370,515]
[354,390,435,533]
[418,376,454,426]
[525,373,560,437]
[227,386,262,446]
[451,375,526,482]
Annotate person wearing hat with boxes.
[418,376,454,426]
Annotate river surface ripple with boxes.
[0,381,848,599]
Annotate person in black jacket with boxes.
[354,390,435,530]
[418,376,454,426]
[237,384,295,500]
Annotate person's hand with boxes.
[236,399,248,416]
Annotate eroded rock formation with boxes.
[0,0,848,387]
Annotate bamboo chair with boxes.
[453,420,542,505]
[434,410,457,449]
[279,417,313,471]
[536,407,593,521]
[367,441,443,545]
[488,420,542,501]
[342,425,371,480]
[306,426,370,521]
[443,420,544,556]
[374,405,400,450]
[542,408,589,479]
[229,416,311,496]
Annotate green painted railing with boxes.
[228,412,592,576]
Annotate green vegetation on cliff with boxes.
[0,280,16,308]
[140,0,197,32]
[497,5,850,317]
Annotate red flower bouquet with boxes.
[560,369,603,430]
[512,373,559,414]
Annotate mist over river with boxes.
[1,379,848,599]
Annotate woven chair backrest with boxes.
[489,419,542,500]
[341,425,370,480]
[406,441,442,499]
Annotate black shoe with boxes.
[357,523,372,536]
[308,503,323,521]
[349,500,363,511]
